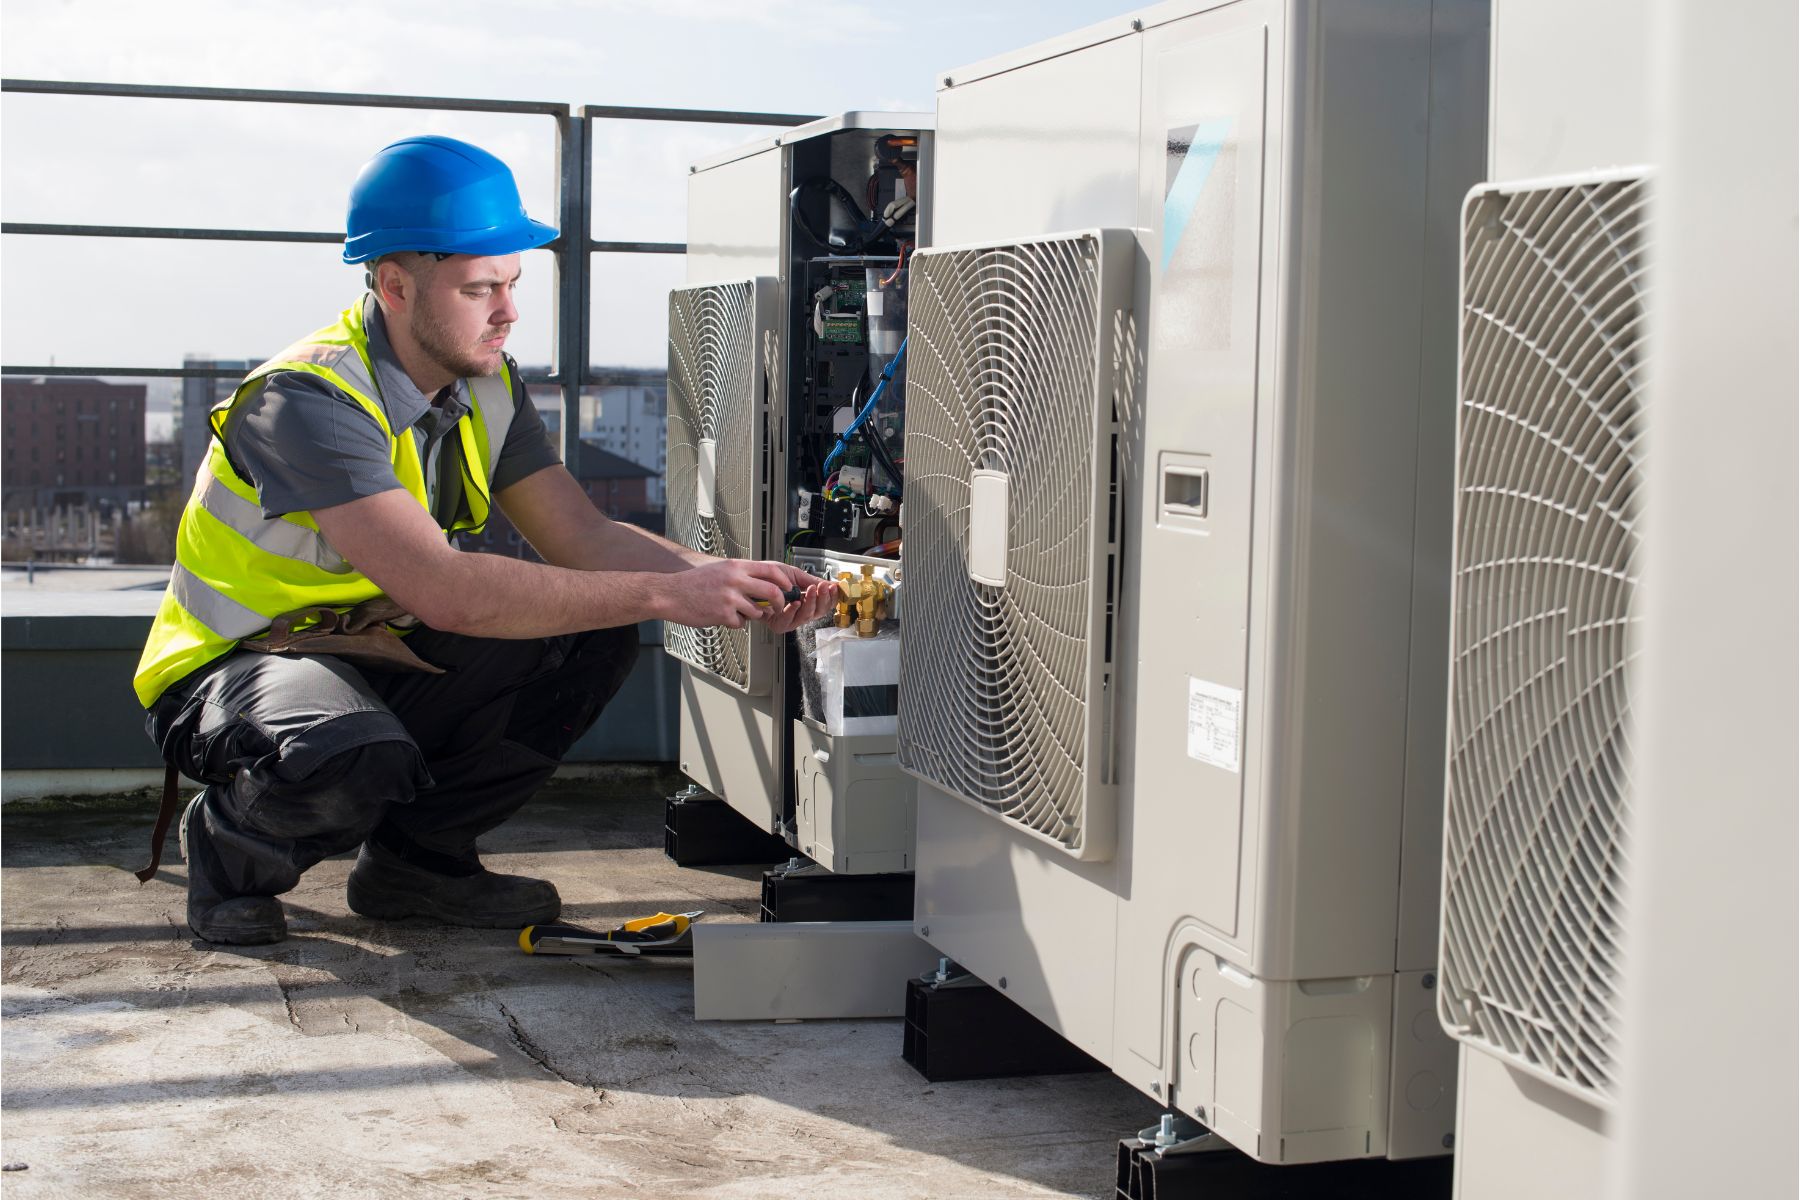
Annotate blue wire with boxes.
[823,337,907,479]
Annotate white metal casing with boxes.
[793,721,913,874]
[1609,3,1797,1197]
[678,143,784,826]
[1437,3,1656,1196]
[678,116,933,849]
[1445,3,1800,1200]
[909,0,1487,1164]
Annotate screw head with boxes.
[942,76,954,88]
[1150,1081,1162,1095]
[1442,1133,1456,1149]
[1130,17,1144,31]
[997,976,1008,989]
[919,925,930,937]
[1423,972,1437,990]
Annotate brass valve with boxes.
[835,563,892,637]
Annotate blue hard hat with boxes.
[342,135,559,264]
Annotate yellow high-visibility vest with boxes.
[132,298,516,707]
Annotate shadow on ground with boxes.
[2,769,1159,1199]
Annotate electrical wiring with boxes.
[823,338,908,478]
[811,283,838,339]
[880,241,909,287]
[790,176,875,253]
[864,415,903,486]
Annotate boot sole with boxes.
[191,924,287,946]
[345,882,558,928]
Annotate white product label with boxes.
[1187,677,1242,772]
[865,289,885,316]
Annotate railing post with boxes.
[555,107,591,467]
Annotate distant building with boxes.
[585,382,668,509]
[527,367,667,510]
[1,377,147,512]
[534,395,562,440]
[181,359,258,487]
[462,439,659,559]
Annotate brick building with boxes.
[2,377,148,511]
[462,439,659,559]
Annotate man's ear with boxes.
[372,259,409,309]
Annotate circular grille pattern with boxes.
[897,234,1117,856]
[1441,177,1648,1103]
[665,280,758,690]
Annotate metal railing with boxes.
[0,78,817,461]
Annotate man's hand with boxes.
[763,574,839,635]
[660,560,838,634]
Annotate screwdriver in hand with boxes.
[753,585,813,609]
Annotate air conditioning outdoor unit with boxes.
[901,0,1489,1165]
[671,114,933,872]
[1435,1,1653,1196]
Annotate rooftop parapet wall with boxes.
[1,583,676,779]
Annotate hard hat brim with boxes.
[342,217,560,265]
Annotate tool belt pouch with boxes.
[237,597,445,675]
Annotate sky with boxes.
[1,0,1135,376]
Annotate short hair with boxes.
[366,251,449,301]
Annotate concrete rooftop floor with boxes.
[1,769,1161,1199]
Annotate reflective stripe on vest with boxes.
[132,298,519,707]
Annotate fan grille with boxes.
[665,280,760,690]
[1440,176,1648,1103]
[897,232,1127,859]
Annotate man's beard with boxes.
[410,295,505,380]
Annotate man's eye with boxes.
[466,288,492,298]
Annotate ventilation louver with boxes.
[665,277,774,694]
[897,230,1134,861]
[1440,174,1649,1104]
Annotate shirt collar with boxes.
[361,295,470,432]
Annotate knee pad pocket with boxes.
[236,738,425,841]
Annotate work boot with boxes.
[181,791,288,946]
[345,838,560,928]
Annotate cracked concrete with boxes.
[1,770,1160,1198]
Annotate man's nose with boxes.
[493,290,520,325]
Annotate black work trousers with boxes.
[145,625,639,907]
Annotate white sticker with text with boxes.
[1187,677,1242,773]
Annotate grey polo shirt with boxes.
[222,296,560,528]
